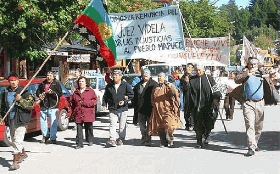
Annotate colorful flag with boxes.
[74,0,117,67]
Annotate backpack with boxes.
[243,75,263,101]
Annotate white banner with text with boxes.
[165,36,230,66]
[109,5,185,60]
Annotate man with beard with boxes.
[133,68,158,146]
[189,64,222,148]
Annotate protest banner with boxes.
[165,36,230,66]
[109,5,185,60]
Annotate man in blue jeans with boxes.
[36,71,62,144]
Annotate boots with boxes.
[19,148,28,163]
[10,153,21,170]
[195,130,203,148]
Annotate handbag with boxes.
[205,75,220,94]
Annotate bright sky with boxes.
[214,0,250,8]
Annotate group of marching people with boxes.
[2,56,279,170]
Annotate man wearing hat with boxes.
[234,57,277,156]
[1,72,34,170]
[133,68,158,146]
[102,69,134,147]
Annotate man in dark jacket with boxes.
[102,70,134,147]
[180,63,196,131]
[36,71,62,144]
[133,68,158,146]
[189,64,222,148]
[1,72,34,170]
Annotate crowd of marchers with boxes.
[2,56,280,170]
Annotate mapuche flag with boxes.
[74,0,117,67]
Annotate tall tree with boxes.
[180,0,232,38]
[0,0,89,60]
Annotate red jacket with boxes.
[69,87,97,123]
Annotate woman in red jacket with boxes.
[69,76,97,149]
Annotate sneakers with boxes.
[245,148,255,156]
[106,140,117,147]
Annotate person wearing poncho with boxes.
[148,72,181,148]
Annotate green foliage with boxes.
[108,0,160,13]
[180,0,232,38]
[0,0,89,60]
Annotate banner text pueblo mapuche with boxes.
[115,22,183,53]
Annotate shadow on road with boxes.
[0,156,10,168]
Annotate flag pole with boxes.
[0,31,69,125]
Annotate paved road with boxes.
[1,105,280,174]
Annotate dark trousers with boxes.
[76,122,93,146]
[193,107,215,144]
[184,111,194,127]
[223,94,236,119]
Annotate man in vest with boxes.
[234,57,276,156]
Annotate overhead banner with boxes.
[241,36,265,66]
[109,5,185,59]
[165,36,230,66]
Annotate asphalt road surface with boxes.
[1,104,280,174]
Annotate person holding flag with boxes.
[1,72,34,170]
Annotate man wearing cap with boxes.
[36,71,63,144]
[133,68,158,146]
[102,69,134,147]
[189,64,222,148]
[234,57,277,156]
[1,72,34,170]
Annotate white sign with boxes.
[109,5,185,59]
[51,67,59,71]
[67,54,90,63]
[241,36,265,66]
[46,49,68,56]
[165,36,230,66]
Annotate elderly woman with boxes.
[148,72,181,148]
[69,76,97,149]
